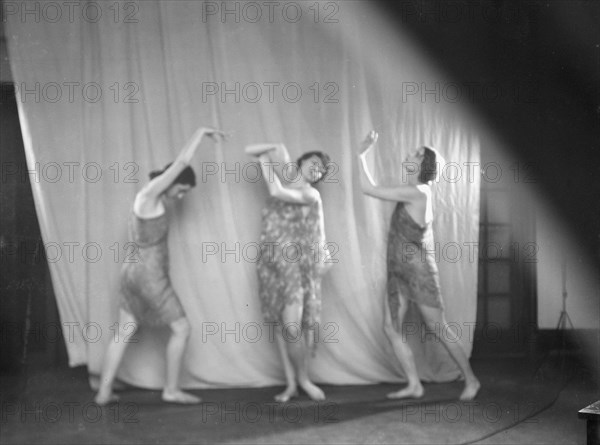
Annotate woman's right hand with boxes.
[317,246,334,276]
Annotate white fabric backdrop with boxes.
[6,1,480,389]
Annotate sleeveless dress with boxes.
[119,212,186,326]
[257,195,324,333]
[387,203,443,324]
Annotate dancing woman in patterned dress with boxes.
[246,143,333,402]
[94,126,225,405]
[357,130,480,401]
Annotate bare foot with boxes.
[162,389,201,404]
[299,381,326,401]
[386,384,424,400]
[275,386,298,402]
[459,379,480,401]
[94,391,120,405]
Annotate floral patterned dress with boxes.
[257,193,324,333]
[119,213,186,326]
[387,203,443,326]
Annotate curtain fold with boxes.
[6,0,480,388]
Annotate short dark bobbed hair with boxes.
[296,151,332,184]
[149,163,196,187]
[418,146,438,184]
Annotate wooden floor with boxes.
[0,355,596,444]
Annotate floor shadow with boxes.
[1,357,594,444]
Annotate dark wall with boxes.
[377,0,600,269]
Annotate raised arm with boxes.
[142,127,225,199]
[246,143,292,181]
[357,131,423,203]
[257,153,317,205]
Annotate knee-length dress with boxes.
[119,212,186,326]
[387,203,443,324]
[257,196,324,331]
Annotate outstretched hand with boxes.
[202,127,228,142]
[359,130,378,155]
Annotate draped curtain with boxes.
[6,1,480,389]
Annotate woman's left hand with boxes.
[359,130,379,155]
[318,246,334,275]
[203,127,228,141]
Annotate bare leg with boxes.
[419,305,480,401]
[274,332,298,402]
[280,303,325,401]
[89,376,126,392]
[95,308,138,405]
[162,317,201,404]
[383,297,424,399]
[296,334,325,401]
